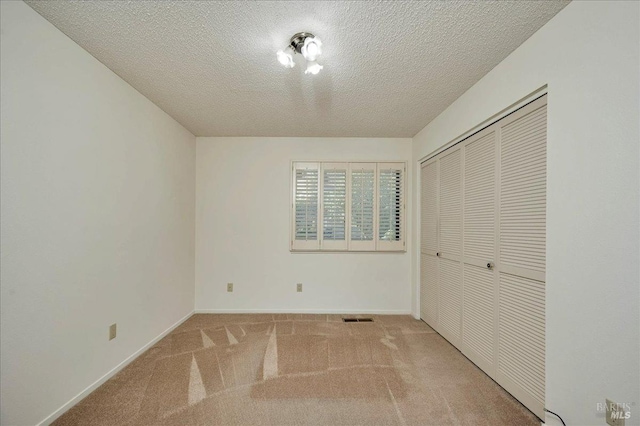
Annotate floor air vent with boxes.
[342,318,374,323]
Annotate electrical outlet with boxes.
[606,399,628,426]
[297,283,302,292]
[227,283,233,292]
[109,324,117,341]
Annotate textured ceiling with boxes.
[26,1,568,137]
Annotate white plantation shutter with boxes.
[349,163,376,251]
[321,163,348,250]
[291,161,405,252]
[292,162,320,250]
[378,163,404,251]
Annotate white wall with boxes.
[411,1,639,425]
[0,2,196,425]
[196,137,412,314]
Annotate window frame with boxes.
[291,160,406,253]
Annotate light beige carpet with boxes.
[53,314,538,425]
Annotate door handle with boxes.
[487,262,495,270]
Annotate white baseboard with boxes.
[37,310,194,426]
[194,308,411,315]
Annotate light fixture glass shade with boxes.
[276,46,295,68]
[301,36,322,61]
[305,61,323,75]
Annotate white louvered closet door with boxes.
[437,147,462,345]
[496,97,546,419]
[419,95,546,420]
[420,159,438,326]
[461,128,498,375]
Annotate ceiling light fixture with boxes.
[277,32,323,75]
[305,61,323,75]
[276,46,295,68]
[301,36,322,61]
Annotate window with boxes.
[322,163,347,250]
[293,163,319,250]
[378,163,404,251]
[291,161,405,252]
[349,163,375,250]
